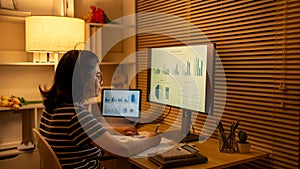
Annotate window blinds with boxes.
[136,0,300,168]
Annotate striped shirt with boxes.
[39,104,106,169]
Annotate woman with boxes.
[39,50,161,169]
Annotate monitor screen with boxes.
[148,43,215,115]
[101,89,141,118]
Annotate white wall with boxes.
[13,0,54,15]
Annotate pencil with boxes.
[154,123,160,133]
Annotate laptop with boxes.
[100,89,141,126]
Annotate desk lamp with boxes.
[25,16,85,69]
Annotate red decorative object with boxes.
[83,5,110,24]
[90,5,105,23]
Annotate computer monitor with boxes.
[147,43,215,142]
[101,89,141,122]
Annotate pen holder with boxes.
[219,131,236,153]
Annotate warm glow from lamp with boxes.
[26,16,85,52]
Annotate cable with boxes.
[155,106,172,123]
[191,123,195,133]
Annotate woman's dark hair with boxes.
[39,50,99,110]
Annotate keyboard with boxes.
[158,143,199,160]
[148,149,208,168]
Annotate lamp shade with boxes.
[25,16,85,52]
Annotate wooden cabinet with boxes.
[0,106,42,169]
[0,149,40,169]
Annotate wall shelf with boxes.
[0,9,31,22]
[100,61,135,65]
[0,103,44,112]
[0,62,55,66]
[88,22,126,29]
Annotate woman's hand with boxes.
[147,132,162,146]
[112,126,139,136]
[145,131,159,138]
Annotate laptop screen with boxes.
[101,89,141,118]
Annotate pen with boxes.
[154,123,160,133]
[217,120,228,151]
[217,120,224,132]
[232,118,240,132]
[228,121,234,148]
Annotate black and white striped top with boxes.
[39,104,106,169]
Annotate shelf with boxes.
[0,62,55,66]
[88,22,122,28]
[0,147,20,157]
[100,61,135,65]
[86,22,135,29]
[0,15,25,22]
[0,103,44,112]
[88,22,105,27]
[0,9,31,22]
[0,9,31,16]
[0,147,38,165]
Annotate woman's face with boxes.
[85,66,103,99]
[94,69,103,97]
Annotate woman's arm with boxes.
[91,131,161,157]
[105,126,139,135]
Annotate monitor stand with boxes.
[163,130,206,142]
[162,109,205,142]
[182,132,204,142]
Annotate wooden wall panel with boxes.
[136,0,300,168]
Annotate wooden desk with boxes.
[129,124,268,169]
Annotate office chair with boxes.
[32,128,62,169]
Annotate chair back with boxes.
[32,128,62,169]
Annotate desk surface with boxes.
[129,124,268,169]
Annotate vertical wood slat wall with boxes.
[136,0,300,168]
